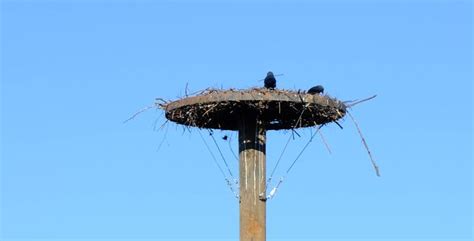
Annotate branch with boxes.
[346,95,377,108]
[347,111,380,177]
[334,120,344,129]
[123,105,154,123]
[319,130,332,154]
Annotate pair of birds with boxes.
[264,71,324,95]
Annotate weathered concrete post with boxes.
[239,119,266,241]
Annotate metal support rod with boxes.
[239,118,266,241]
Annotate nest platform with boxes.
[161,88,346,131]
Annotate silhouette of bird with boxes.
[264,71,276,89]
[307,85,324,95]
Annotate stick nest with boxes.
[159,88,346,130]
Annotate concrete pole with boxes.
[239,119,266,241]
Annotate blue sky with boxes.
[1,0,472,240]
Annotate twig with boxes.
[347,111,380,177]
[227,134,239,161]
[334,120,344,129]
[292,103,308,130]
[123,105,154,123]
[187,87,211,96]
[152,117,161,131]
[155,98,168,104]
[319,130,332,154]
[158,119,169,131]
[185,82,189,97]
[155,98,169,109]
[156,123,170,151]
[257,73,284,82]
[202,103,219,116]
[343,99,358,104]
[291,129,301,138]
[347,95,377,108]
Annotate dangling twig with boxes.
[227,134,239,161]
[156,123,170,151]
[347,111,380,177]
[152,115,163,131]
[334,120,344,129]
[291,129,301,138]
[158,119,169,131]
[319,130,332,154]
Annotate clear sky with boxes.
[1,0,472,240]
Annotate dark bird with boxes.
[264,71,276,89]
[307,85,324,95]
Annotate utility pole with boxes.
[239,119,266,241]
[161,88,346,241]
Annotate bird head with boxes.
[316,85,324,92]
[267,71,274,77]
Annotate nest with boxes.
[160,88,346,131]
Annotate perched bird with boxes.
[264,71,276,89]
[307,85,324,95]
